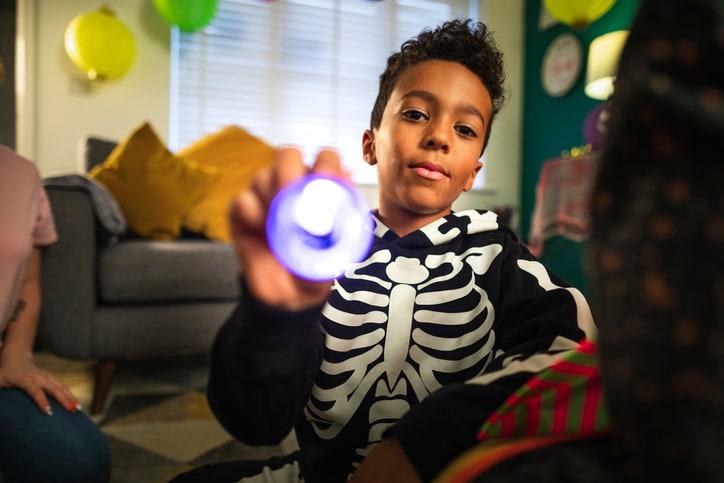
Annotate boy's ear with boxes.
[463,160,484,192]
[362,130,377,166]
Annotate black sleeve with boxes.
[207,281,326,445]
[389,371,534,481]
[388,236,594,481]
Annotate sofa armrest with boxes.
[38,186,100,359]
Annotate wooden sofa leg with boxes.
[91,359,118,415]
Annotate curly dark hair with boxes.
[369,18,506,152]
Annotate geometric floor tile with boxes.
[102,419,234,463]
[106,436,188,483]
[103,391,215,426]
[101,393,183,425]
[35,352,297,483]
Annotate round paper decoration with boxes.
[64,7,136,80]
[152,0,219,32]
[541,33,583,97]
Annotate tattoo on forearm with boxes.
[9,299,27,323]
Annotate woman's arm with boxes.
[0,248,81,414]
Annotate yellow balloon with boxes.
[64,6,136,80]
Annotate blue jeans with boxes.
[0,388,111,483]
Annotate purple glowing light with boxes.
[266,174,374,281]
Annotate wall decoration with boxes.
[64,6,136,80]
[153,0,219,32]
[541,33,583,97]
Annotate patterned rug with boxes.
[35,352,298,483]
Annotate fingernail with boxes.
[75,403,83,412]
[45,406,53,416]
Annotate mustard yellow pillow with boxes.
[178,125,275,242]
[89,122,220,240]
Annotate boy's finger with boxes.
[248,167,275,209]
[311,148,343,177]
[274,146,309,190]
[230,190,266,240]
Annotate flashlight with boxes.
[266,174,374,281]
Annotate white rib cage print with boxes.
[304,240,504,463]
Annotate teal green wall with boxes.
[520,0,640,295]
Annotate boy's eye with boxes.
[456,125,477,137]
[402,110,427,121]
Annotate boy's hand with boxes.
[229,146,347,310]
[350,437,423,483]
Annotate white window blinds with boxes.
[169,0,472,185]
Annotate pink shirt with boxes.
[0,146,58,334]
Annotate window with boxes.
[169,0,474,186]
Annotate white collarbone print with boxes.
[304,211,505,462]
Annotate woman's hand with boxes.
[229,146,348,310]
[0,354,81,414]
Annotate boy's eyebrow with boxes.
[401,90,487,128]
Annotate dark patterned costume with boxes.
[207,210,593,482]
[590,0,724,480]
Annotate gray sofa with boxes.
[38,138,240,414]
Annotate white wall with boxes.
[451,0,523,221]
[17,0,171,174]
[17,0,523,227]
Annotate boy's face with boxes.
[363,60,492,230]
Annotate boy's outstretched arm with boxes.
[206,147,346,444]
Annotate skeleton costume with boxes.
[208,209,595,483]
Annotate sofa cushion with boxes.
[89,122,220,240]
[98,240,239,302]
[178,125,276,242]
[84,136,118,171]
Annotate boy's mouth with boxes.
[411,162,448,180]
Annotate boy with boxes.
[178,18,595,483]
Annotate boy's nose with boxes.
[424,124,450,152]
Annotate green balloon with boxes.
[153,0,219,32]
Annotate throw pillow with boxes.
[179,125,275,242]
[89,122,220,240]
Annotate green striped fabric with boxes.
[478,339,610,441]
